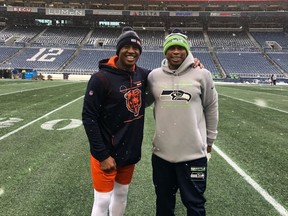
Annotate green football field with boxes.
[0,79,287,216]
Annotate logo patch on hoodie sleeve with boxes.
[89,90,94,96]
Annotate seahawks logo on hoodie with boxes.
[160,90,191,102]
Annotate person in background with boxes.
[271,74,277,85]
[21,69,26,79]
[147,29,219,216]
[82,27,203,216]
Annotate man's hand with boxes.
[207,145,212,153]
[100,156,116,172]
[193,58,204,69]
[207,145,212,162]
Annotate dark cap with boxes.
[116,27,142,56]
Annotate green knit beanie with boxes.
[163,32,190,55]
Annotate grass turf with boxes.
[0,80,287,216]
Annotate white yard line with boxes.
[219,93,288,114]
[216,93,288,215]
[0,96,84,141]
[213,145,288,216]
[0,83,75,96]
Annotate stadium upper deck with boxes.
[0,0,287,30]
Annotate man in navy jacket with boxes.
[82,27,150,216]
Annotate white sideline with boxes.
[0,96,84,141]
[213,145,288,216]
[215,93,288,215]
[219,93,288,114]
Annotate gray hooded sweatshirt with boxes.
[147,52,218,163]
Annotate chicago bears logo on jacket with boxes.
[124,89,142,116]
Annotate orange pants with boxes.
[90,155,135,192]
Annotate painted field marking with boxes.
[219,93,288,114]
[0,96,84,141]
[213,145,288,216]
[217,93,288,215]
[0,82,76,96]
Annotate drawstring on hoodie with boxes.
[172,70,180,95]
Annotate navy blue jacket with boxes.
[82,58,150,166]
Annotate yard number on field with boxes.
[0,118,82,131]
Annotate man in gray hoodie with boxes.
[147,29,219,216]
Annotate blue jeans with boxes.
[152,154,208,216]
